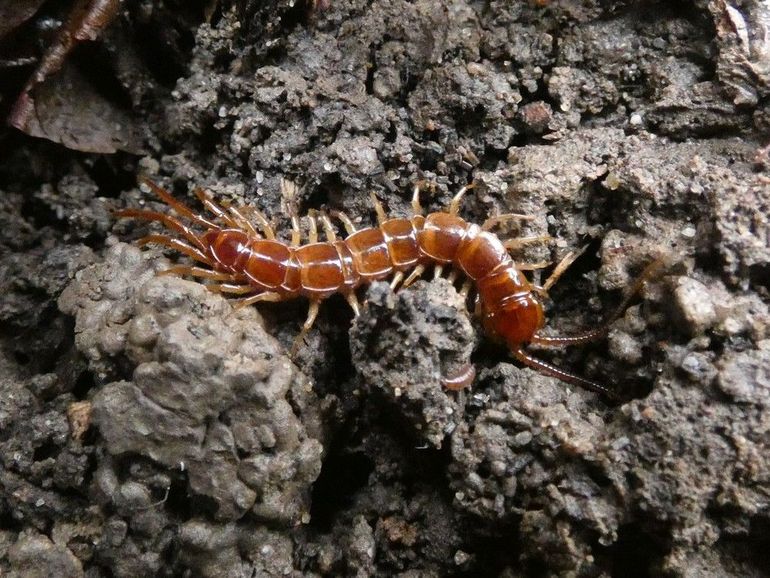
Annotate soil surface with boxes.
[1,1,769,576]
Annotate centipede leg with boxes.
[206,283,256,295]
[281,179,303,246]
[446,269,459,284]
[518,261,551,271]
[411,182,426,215]
[503,236,553,251]
[459,280,472,299]
[307,212,319,243]
[291,299,321,357]
[345,292,361,316]
[158,265,239,281]
[291,214,302,247]
[331,210,357,234]
[241,206,276,239]
[441,362,476,391]
[540,245,589,293]
[227,206,260,238]
[318,212,337,242]
[137,234,213,265]
[390,271,405,291]
[193,187,240,228]
[434,265,444,279]
[141,179,218,229]
[370,192,388,225]
[233,291,283,309]
[448,183,474,215]
[115,208,208,252]
[402,264,426,288]
[482,213,536,230]
[531,258,667,348]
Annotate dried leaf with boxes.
[8,0,124,142]
[0,0,47,40]
[11,62,144,153]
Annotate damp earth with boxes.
[0,1,769,576]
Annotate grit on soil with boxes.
[0,1,769,576]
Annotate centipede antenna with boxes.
[531,258,667,347]
[512,347,618,400]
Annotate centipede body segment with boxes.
[117,178,660,399]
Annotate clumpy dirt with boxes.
[1,0,769,576]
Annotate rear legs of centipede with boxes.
[409,180,660,399]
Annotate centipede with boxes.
[116,178,660,400]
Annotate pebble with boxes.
[671,276,717,336]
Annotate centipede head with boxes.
[481,293,545,349]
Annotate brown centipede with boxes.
[116,178,661,399]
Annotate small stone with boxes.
[454,550,470,565]
[604,172,621,190]
[512,431,533,447]
[679,352,717,384]
[718,349,770,403]
[490,460,507,477]
[518,101,553,134]
[671,277,717,336]
[608,330,643,364]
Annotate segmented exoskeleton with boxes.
[117,179,659,399]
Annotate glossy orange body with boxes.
[199,212,544,349]
[118,180,663,398]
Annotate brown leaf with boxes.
[0,0,47,41]
[11,62,144,154]
[8,0,130,152]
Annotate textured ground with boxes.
[0,0,769,576]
